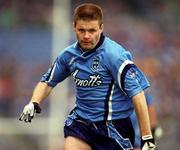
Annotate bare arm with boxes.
[132,91,152,136]
[30,82,53,104]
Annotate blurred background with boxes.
[0,0,179,149]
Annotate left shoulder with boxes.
[104,37,125,50]
[103,37,132,61]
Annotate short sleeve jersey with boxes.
[41,34,150,122]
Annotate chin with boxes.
[82,46,92,51]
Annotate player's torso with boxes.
[69,50,112,100]
[65,39,133,121]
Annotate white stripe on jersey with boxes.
[117,60,134,91]
[107,83,115,120]
[47,63,57,83]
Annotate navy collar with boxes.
[77,33,105,57]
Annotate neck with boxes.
[78,33,105,52]
[79,33,105,57]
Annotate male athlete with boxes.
[19,3,156,150]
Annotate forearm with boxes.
[132,91,152,136]
[30,82,53,104]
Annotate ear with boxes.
[73,22,76,31]
[100,23,104,32]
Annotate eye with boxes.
[78,29,85,33]
[89,29,96,33]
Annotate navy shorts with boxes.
[64,111,134,150]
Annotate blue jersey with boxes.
[41,34,150,122]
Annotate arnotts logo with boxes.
[72,69,102,87]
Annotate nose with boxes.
[84,31,90,39]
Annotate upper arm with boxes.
[106,53,150,97]
[40,54,70,87]
[119,63,150,97]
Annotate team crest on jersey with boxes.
[91,58,100,72]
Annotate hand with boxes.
[19,102,41,122]
[141,135,156,150]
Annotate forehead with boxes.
[75,20,100,29]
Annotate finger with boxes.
[19,113,25,121]
[35,107,41,113]
[33,102,41,113]
[28,114,32,122]
[24,114,29,123]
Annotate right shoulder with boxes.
[55,42,80,64]
[103,37,132,62]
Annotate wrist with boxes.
[141,134,156,149]
[30,100,40,104]
[30,101,41,113]
[142,135,153,140]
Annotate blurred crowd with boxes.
[0,0,179,149]
[0,0,52,28]
[0,0,52,118]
